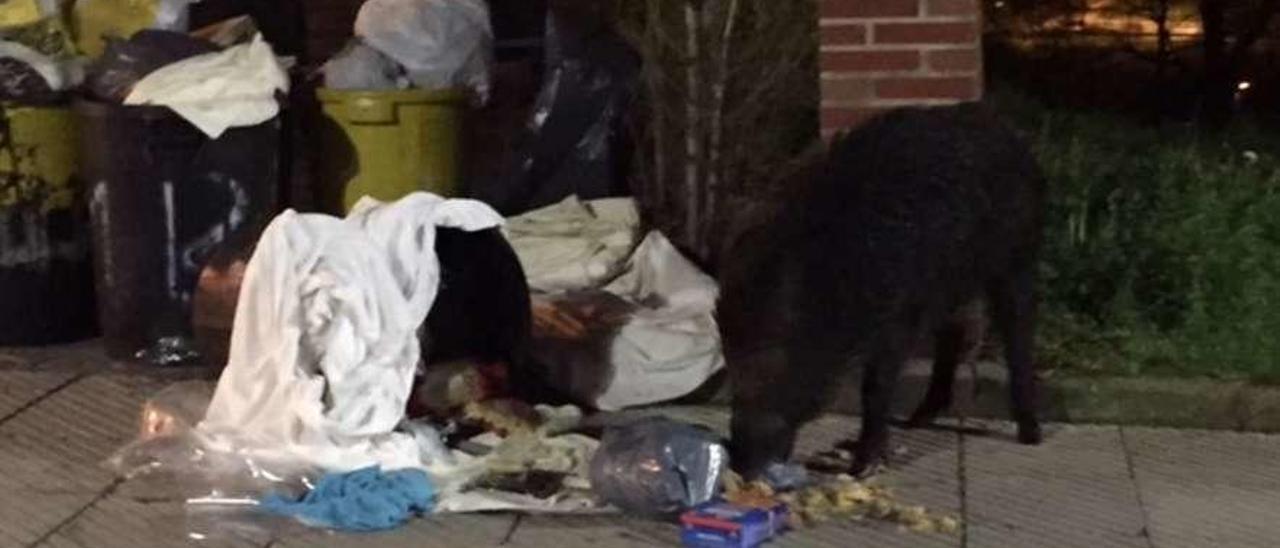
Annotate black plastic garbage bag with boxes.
[470,6,639,217]
[0,57,54,102]
[84,30,219,102]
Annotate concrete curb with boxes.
[702,361,1280,433]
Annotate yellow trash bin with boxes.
[316,88,466,213]
[0,104,78,213]
[0,103,96,345]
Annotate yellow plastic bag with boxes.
[72,0,194,58]
[0,15,76,58]
[72,0,156,57]
[0,0,43,28]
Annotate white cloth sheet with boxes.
[197,193,503,473]
[125,33,288,138]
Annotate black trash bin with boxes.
[75,100,280,364]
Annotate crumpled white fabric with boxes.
[509,197,724,411]
[197,192,503,472]
[125,33,288,138]
[504,196,640,292]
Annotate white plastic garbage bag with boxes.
[535,231,724,411]
[507,197,725,411]
[503,197,640,292]
[354,0,493,101]
[323,38,410,91]
[125,33,288,138]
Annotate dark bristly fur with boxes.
[717,103,1047,479]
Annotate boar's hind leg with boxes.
[907,302,986,428]
[990,263,1043,446]
[906,323,965,428]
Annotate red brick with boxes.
[821,77,875,103]
[822,107,887,131]
[822,0,919,18]
[927,49,981,72]
[824,50,921,72]
[875,76,979,100]
[874,21,979,44]
[820,23,868,45]
[927,0,979,17]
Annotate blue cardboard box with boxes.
[679,501,789,548]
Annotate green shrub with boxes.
[991,89,1280,381]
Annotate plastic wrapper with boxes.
[764,463,812,491]
[84,30,219,102]
[588,417,728,516]
[322,38,409,91]
[353,0,493,101]
[471,8,639,217]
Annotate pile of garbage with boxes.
[0,0,83,102]
[322,0,492,102]
[0,0,288,137]
[103,191,958,546]
[111,377,960,544]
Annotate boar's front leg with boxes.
[850,324,915,478]
[729,337,845,480]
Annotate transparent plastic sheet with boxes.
[353,0,493,101]
[105,381,324,543]
[588,417,728,516]
[106,382,615,542]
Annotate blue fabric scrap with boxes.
[260,466,436,532]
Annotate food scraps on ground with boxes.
[464,399,545,436]
[722,472,960,535]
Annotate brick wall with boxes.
[819,0,983,136]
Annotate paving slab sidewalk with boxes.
[2,345,1280,548]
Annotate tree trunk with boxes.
[1198,0,1233,128]
[702,0,739,256]
[1152,0,1172,81]
[683,1,703,250]
[646,0,666,211]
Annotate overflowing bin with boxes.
[75,99,279,363]
[0,102,97,345]
[315,88,465,213]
